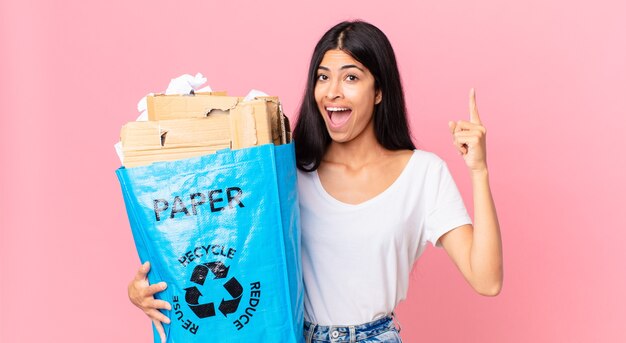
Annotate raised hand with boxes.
[448,88,488,172]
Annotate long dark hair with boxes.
[293,20,415,172]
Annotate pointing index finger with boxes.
[469,88,482,124]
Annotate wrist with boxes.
[470,166,489,179]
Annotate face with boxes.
[314,49,382,143]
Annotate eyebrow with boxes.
[318,64,365,72]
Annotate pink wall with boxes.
[1,0,624,342]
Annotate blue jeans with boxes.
[303,315,402,343]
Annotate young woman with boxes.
[129,20,502,343]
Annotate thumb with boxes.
[448,121,456,134]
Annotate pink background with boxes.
[1,0,625,342]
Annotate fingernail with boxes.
[161,282,167,290]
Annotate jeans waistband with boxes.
[304,315,396,343]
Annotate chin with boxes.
[324,120,357,143]
[325,127,352,143]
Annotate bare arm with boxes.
[439,89,503,296]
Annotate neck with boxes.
[323,120,386,168]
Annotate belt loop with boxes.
[391,311,402,333]
[349,325,356,343]
[306,323,317,343]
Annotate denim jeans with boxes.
[303,315,402,343]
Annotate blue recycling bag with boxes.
[116,143,303,342]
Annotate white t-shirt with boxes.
[297,150,471,326]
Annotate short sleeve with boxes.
[424,161,472,247]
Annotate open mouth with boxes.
[326,107,352,127]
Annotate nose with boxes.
[325,78,343,100]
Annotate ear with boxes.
[375,89,382,105]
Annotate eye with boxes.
[346,74,359,81]
[317,74,328,81]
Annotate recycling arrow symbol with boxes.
[184,261,243,318]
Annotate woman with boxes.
[129,20,502,342]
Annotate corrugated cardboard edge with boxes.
[147,93,236,120]
[123,94,290,168]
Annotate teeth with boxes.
[326,107,350,112]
